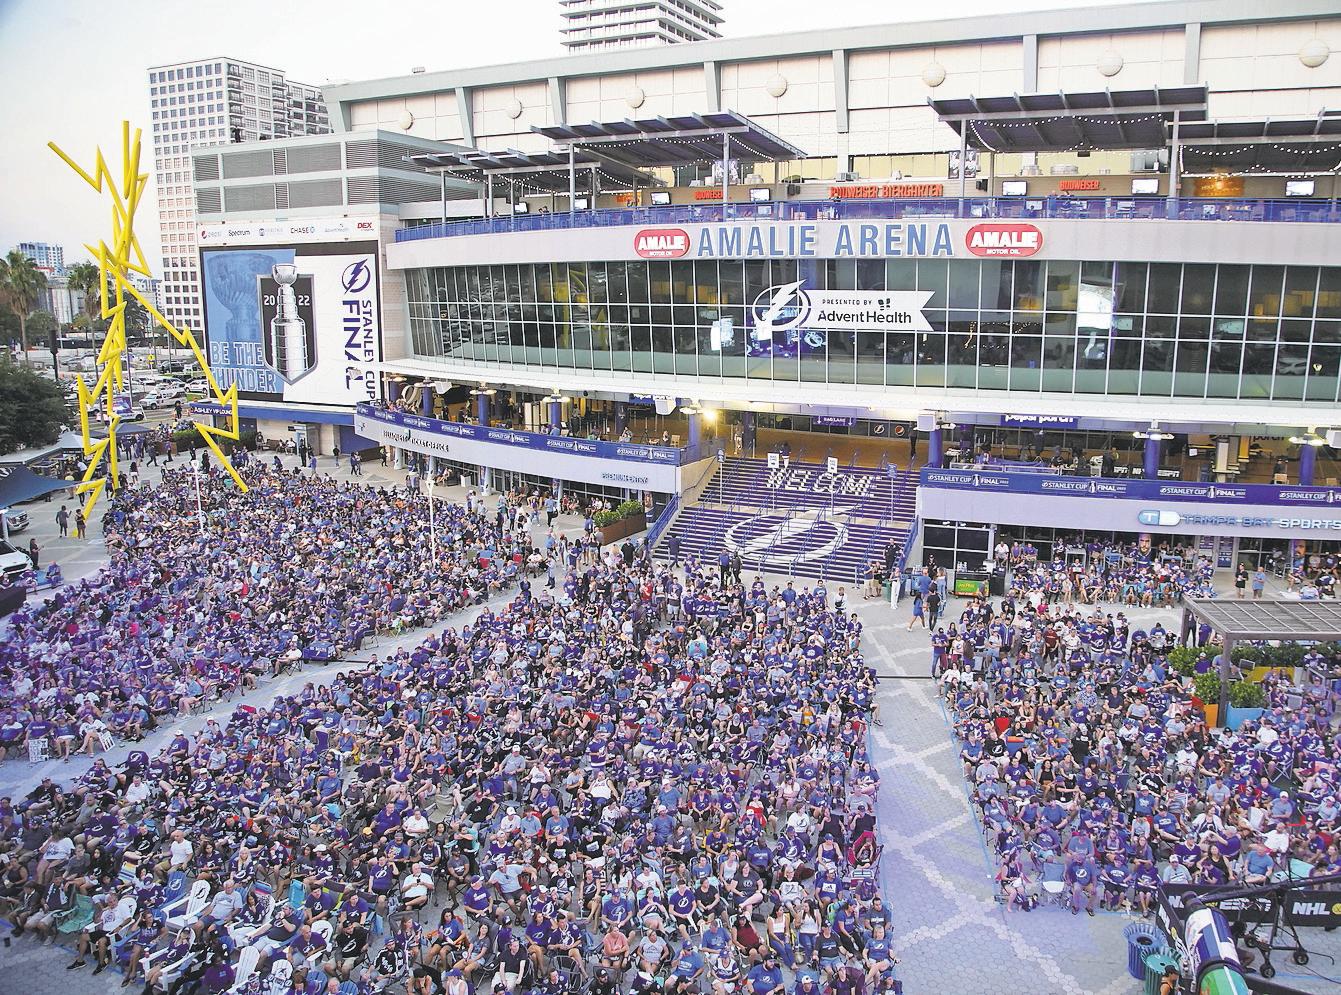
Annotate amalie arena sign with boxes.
[632,222,1043,260]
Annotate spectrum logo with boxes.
[634,228,690,258]
[965,223,1043,258]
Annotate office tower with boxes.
[148,58,331,334]
[559,0,724,51]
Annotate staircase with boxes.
[655,457,916,583]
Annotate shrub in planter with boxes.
[1166,646,1201,678]
[593,500,647,528]
[1228,680,1266,709]
[1192,672,1221,706]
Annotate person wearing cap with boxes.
[746,953,785,995]
[326,916,369,981]
[665,940,707,995]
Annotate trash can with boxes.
[1143,951,1180,995]
[1123,923,1167,980]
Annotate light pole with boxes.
[427,475,437,566]
[192,460,205,536]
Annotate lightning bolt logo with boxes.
[753,280,809,332]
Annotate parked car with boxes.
[184,378,210,394]
[1,510,30,534]
[0,540,32,580]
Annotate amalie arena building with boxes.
[194,0,1341,583]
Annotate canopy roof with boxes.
[532,110,807,165]
[1183,597,1341,642]
[406,148,659,193]
[0,464,75,507]
[1177,115,1341,173]
[929,85,1207,153]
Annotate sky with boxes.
[0,0,1118,271]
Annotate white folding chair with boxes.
[228,945,261,994]
[98,730,116,753]
[165,880,212,930]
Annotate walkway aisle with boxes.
[859,604,1134,995]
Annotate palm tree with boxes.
[0,251,49,362]
[65,261,102,324]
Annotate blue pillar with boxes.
[929,427,943,468]
[475,392,490,426]
[548,400,561,433]
[687,412,702,452]
[387,379,402,403]
[1300,443,1317,486]
[1144,435,1162,478]
[420,387,434,416]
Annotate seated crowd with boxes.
[0,457,547,763]
[933,590,1341,915]
[999,539,1216,608]
[0,510,895,995]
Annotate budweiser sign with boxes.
[634,228,691,259]
[965,223,1043,258]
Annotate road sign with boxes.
[767,452,780,470]
[826,456,839,474]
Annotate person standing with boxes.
[28,539,40,569]
[667,533,682,568]
[906,591,925,631]
[1251,567,1267,600]
[926,587,942,629]
[55,505,69,537]
[74,510,86,540]
[1234,563,1248,599]
[730,550,743,585]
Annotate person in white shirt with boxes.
[69,890,136,973]
[401,862,434,912]
[36,831,73,884]
[154,830,194,878]
[192,878,243,936]
[125,776,152,807]
[402,810,430,838]
[1262,822,1291,855]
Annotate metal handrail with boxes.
[395,195,1341,243]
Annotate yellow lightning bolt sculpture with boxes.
[49,122,248,519]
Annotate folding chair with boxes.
[98,729,117,753]
[1039,860,1067,908]
[228,946,261,994]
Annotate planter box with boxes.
[596,515,648,545]
[1225,706,1265,730]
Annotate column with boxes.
[421,387,434,416]
[1300,443,1317,486]
[929,426,944,468]
[475,391,490,427]
[548,400,562,433]
[387,379,402,404]
[1144,435,1162,478]
[687,412,702,452]
[1217,636,1234,726]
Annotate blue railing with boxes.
[395,195,1341,242]
[645,495,679,549]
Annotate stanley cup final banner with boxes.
[199,239,381,406]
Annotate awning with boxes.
[930,85,1207,153]
[1177,115,1341,174]
[406,148,659,194]
[532,110,808,165]
[0,465,76,506]
[1182,597,1341,643]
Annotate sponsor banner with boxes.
[634,228,691,259]
[749,282,934,336]
[200,240,381,407]
[1159,881,1341,929]
[920,467,1341,507]
[356,404,682,492]
[812,416,855,428]
[199,218,378,245]
[999,414,1081,428]
[965,223,1043,258]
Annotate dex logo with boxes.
[342,259,373,293]
[751,281,812,332]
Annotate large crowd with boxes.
[0,470,896,995]
[997,540,1217,608]
[0,456,546,763]
[935,587,1341,916]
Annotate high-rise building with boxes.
[559,0,724,51]
[148,58,331,335]
[18,241,65,276]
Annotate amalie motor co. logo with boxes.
[965,223,1043,258]
[634,228,691,259]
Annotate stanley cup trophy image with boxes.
[269,263,308,382]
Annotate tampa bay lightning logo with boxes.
[341,259,373,294]
[724,510,846,565]
[751,281,811,332]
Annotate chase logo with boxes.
[1138,509,1182,527]
[751,281,812,332]
[341,259,373,294]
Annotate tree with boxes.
[0,251,49,361]
[0,357,68,454]
[66,261,102,324]
[26,309,56,346]
[124,296,149,342]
